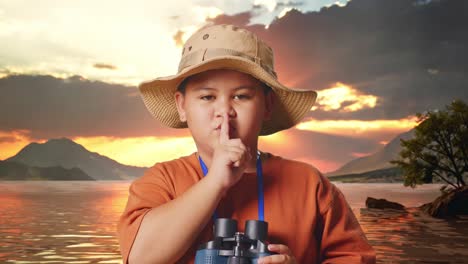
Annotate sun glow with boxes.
[73,136,196,167]
[296,116,419,138]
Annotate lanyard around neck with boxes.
[198,151,265,221]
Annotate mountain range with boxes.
[1,129,415,181]
[2,138,147,180]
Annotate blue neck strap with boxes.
[198,151,265,221]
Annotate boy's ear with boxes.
[263,91,274,120]
[174,91,187,122]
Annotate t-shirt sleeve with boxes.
[117,164,175,264]
[315,173,376,264]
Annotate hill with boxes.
[0,160,94,180]
[6,138,147,180]
[328,129,414,176]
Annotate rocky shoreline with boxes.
[366,186,468,218]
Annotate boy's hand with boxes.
[258,244,298,264]
[208,113,252,192]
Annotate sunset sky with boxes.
[1,0,467,173]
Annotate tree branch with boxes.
[432,170,458,188]
[434,129,461,178]
[411,140,457,176]
[444,130,463,187]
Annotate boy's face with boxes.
[175,69,273,154]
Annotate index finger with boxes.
[219,112,230,144]
[267,244,292,255]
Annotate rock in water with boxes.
[420,186,468,218]
[366,197,405,210]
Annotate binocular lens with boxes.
[214,218,268,241]
[214,218,238,238]
[245,220,268,241]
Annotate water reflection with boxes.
[0,181,127,263]
[0,182,467,263]
[359,208,468,263]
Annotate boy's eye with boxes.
[233,94,251,100]
[200,95,215,101]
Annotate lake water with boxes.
[0,181,467,264]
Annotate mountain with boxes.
[6,138,147,180]
[0,160,94,180]
[327,129,414,176]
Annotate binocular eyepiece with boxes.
[214,218,268,241]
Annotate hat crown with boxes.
[178,24,276,77]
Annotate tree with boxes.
[391,100,468,190]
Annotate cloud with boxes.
[258,128,382,172]
[0,0,351,85]
[0,74,191,140]
[0,129,30,144]
[350,151,374,158]
[93,63,117,70]
[0,123,380,172]
[173,30,185,47]
[208,0,468,121]
[0,70,385,172]
[312,82,378,112]
[172,25,204,48]
[295,116,419,141]
[2,0,468,172]
[74,136,197,167]
[0,0,224,85]
[254,0,278,12]
[0,129,47,160]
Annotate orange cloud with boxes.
[0,130,46,160]
[351,152,373,158]
[295,116,419,141]
[293,156,342,174]
[73,136,197,167]
[258,131,289,148]
[312,82,378,112]
[1,126,387,174]
[173,30,185,47]
[0,130,296,168]
[173,26,199,48]
[74,133,295,168]
[0,131,198,167]
[379,140,389,145]
[259,130,340,173]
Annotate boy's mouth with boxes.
[215,125,236,137]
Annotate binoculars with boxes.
[195,218,275,264]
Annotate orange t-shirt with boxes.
[117,152,376,263]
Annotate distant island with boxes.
[1,138,148,181]
[0,160,94,180]
[328,167,403,183]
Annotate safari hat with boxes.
[139,24,317,135]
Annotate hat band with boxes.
[178,48,277,78]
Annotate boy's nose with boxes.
[215,100,237,118]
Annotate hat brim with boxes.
[139,55,317,135]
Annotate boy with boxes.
[117,24,376,263]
